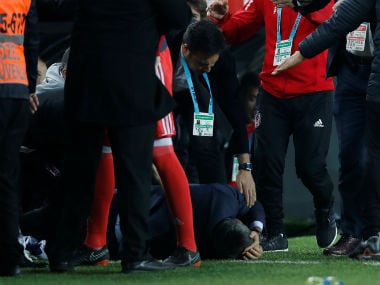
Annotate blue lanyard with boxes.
[181,55,213,114]
[248,131,254,152]
[276,8,302,43]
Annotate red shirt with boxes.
[214,0,335,98]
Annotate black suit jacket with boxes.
[167,31,249,155]
[64,0,191,126]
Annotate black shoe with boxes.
[315,208,337,248]
[48,253,74,273]
[349,236,380,260]
[163,247,201,267]
[122,258,176,273]
[261,233,288,252]
[0,265,21,277]
[70,246,110,266]
[323,234,361,256]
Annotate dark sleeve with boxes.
[299,0,375,58]
[239,200,266,231]
[292,0,331,14]
[151,0,192,35]
[209,49,249,155]
[24,0,39,94]
[37,0,77,20]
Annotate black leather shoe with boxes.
[122,259,176,273]
[323,235,361,256]
[0,265,21,277]
[48,256,74,273]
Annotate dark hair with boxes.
[182,19,226,56]
[60,47,71,69]
[239,71,260,96]
[187,0,207,19]
[211,218,252,259]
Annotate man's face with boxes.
[246,87,259,122]
[182,44,220,73]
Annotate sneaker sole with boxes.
[356,249,380,260]
[192,260,202,267]
[94,259,109,266]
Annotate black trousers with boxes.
[51,121,156,263]
[0,99,29,266]
[362,101,380,239]
[254,89,334,235]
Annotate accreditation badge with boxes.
[231,156,239,182]
[273,40,293,66]
[193,112,214,137]
[346,23,368,52]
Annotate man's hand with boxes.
[207,0,228,19]
[271,51,304,75]
[242,231,263,260]
[236,153,256,207]
[333,0,344,11]
[29,93,39,114]
[236,169,256,208]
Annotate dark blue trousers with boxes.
[333,63,370,238]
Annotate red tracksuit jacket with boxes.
[215,0,335,98]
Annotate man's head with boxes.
[239,72,260,123]
[182,19,226,73]
[211,218,252,259]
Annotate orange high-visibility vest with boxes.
[0,0,31,85]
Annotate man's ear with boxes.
[182,43,190,56]
[61,68,67,80]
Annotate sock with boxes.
[153,144,197,252]
[84,140,115,249]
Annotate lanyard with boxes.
[181,55,213,114]
[276,8,302,43]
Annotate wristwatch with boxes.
[238,162,253,171]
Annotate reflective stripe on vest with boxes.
[0,0,31,85]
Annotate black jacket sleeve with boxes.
[299,0,374,58]
[151,0,192,35]
[209,49,249,155]
[37,0,77,21]
[293,0,331,14]
[24,0,39,94]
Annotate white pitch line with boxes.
[223,259,320,265]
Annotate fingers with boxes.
[236,171,256,207]
[242,246,263,260]
[271,51,304,75]
[29,93,39,114]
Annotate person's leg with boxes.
[48,123,105,272]
[0,99,29,276]
[69,136,114,266]
[109,123,175,272]
[361,101,380,240]
[324,65,369,255]
[293,91,336,248]
[254,90,291,246]
[334,66,367,236]
[153,138,200,266]
[349,101,380,260]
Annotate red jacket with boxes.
[215,0,335,98]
